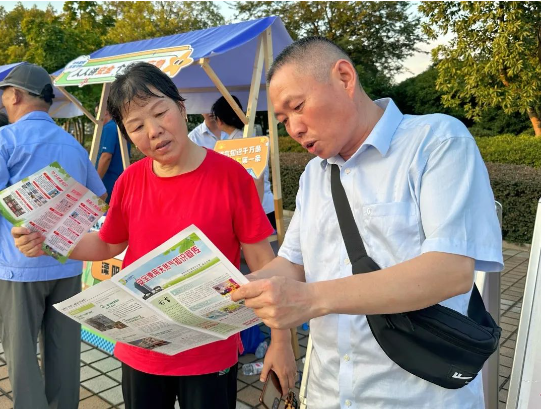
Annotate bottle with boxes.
[301,322,310,331]
[241,362,264,376]
[255,341,268,359]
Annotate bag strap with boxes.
[330,163,369,265]
[330,164,488,321]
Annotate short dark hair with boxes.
[107,62,186,140]
[267,36,355,84]
[211,95,244,130]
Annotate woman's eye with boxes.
[132,125,143,132]
[156,110,167,117]
[295,102,304,111]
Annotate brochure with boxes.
[54,225,262,355]
[0,162,108,263]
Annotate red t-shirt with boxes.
[99,149,273,376]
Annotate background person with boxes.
[0,62,106,409]
[12,62,296,408]
[187,112,228,149]
[211,95,276,230]
[231,37,503,408]
[95,105,131,204]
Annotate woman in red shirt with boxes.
[13,62,296,409]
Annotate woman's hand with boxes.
[11,227,45,257]
[261,329,297,395]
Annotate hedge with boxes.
[475,134,541,168]
[277,153,540,244]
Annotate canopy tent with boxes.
[0,62,84,118]
[54,16,293,242]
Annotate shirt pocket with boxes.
[359,201,422,267]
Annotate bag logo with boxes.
[452,372,473,381]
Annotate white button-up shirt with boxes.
[187,121,229,149]
[279,99,503,408]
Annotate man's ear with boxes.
[333,60,357,98]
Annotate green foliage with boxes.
[233,1,424,99]
[278,153,540,243]
[486,163,540,243]
[420,2,541,134]
[475,134,541,168]
[278,137,306,153]
[103,1,225,43]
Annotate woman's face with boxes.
[122,87,189,166]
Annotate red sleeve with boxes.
[99,172,129,244]
[230,162,274,244]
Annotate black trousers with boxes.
[121,363,238,409]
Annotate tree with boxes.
[233,1,424,99]
[103,1,225,44]
[420,2,541,136]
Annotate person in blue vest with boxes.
[95,106,131,204]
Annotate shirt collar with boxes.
[321,98,403,169]
[16,111,54,124]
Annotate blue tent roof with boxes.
[54,16,292,114]
[0,63,83,118]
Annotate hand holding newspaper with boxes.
[0,162,108,263]
[54,225,262,355]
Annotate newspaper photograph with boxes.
[0,162,108,263]
[54,225,262,355]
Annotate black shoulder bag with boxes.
[330,164,501,389]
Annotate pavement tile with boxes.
[237,385,262,407]
[237,380,248,392]
[500,347,515,358]
[81,342,94,353]
[82,374,118,394]
[80,366,101,382]
[107,368,123,383]
[0,365,8,380]
[0,378,11,394]
[78,395,111,409]
[500,355,514,368]
[239,354,258,364]
[81,349,108,365]
[499,388,508,403]
[98,385,124,406]
[90,357,121,373]
[0,395,12,409]
[236,400,251,409]
[239,372,261,385]
[116,405,125,409]
[79,387,93,400]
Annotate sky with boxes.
[0,0,445,83]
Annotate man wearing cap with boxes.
[0,63,106,408]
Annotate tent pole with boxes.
[117,126,130,170]
[243,34,265,139]
[54,84,98,125]
[48,101,69,117]
[263,27,300,360]
[199,58,248,125]
[263,28,285,246]
[90,83,111,164]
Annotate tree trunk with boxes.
[527,107,541,136]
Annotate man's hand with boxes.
[231,277,317,329]
[11,227,45,257]
[262,331,297,395]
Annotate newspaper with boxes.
[54,225,262,355]
[0,162,108,263]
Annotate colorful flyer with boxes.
[214,136,269,179]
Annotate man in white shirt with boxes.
[232,37,503,408]
[188,113,229,149]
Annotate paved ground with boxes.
[0,246,530,409]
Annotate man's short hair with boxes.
[267,36,356,84]
[107,62,186,141]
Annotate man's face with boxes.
[202,113,217,129]
[269,63,357,159]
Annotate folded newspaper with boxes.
[54,225,262,355]
[0,162,108,263]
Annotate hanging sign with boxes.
[54,45,194,87]
[214,137,269,179]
